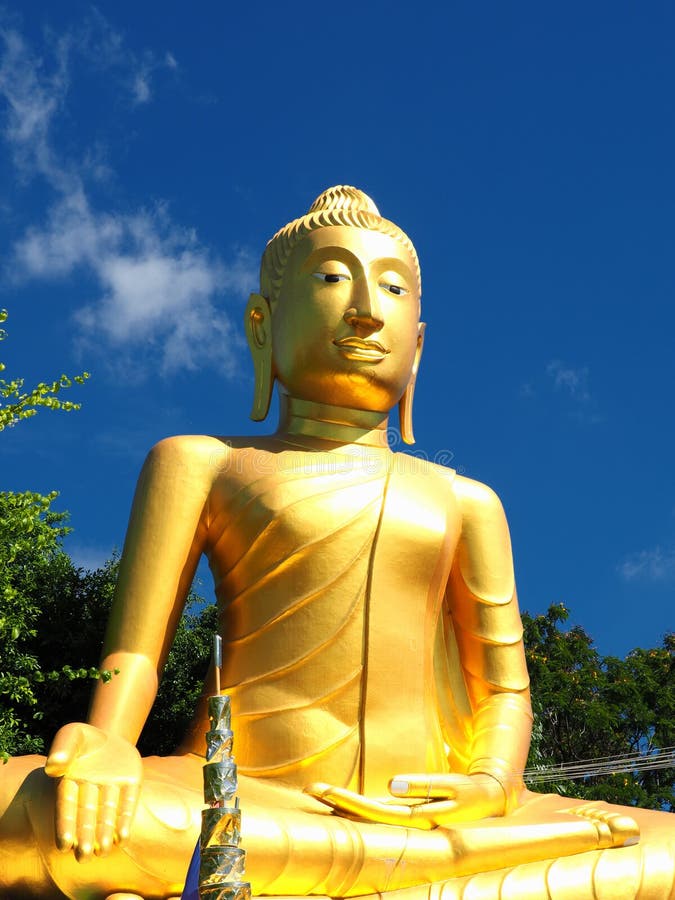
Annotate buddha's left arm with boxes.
[307,475,533,828]
[445,475,532,813]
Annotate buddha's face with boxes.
[271,225,421,412]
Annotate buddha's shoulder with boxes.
[143,434,269,476]
[410,460,506,519]
[452,473,508,524]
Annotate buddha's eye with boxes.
[380,282,408,296]
[312,272,350,283]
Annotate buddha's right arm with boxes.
[44,435,224,858]
[87,436,218,739]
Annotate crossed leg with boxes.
[1,754,671,900]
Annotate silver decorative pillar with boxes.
[199,695,251,900]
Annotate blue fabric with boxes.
[180,839,200,900]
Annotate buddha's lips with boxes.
[333,337,390,361]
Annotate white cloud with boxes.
[521,361,602,422]
[540,359,604,423]
[0,23,70,185]
[0,17,253,378]
[546,360,590,402]
[57,9,177,107]
[13,193,252,374]
[617,546,675,582]
[132,72,151,104]
[128,49,176,106]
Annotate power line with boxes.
[523,746,675,785]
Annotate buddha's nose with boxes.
[343,279,384,335]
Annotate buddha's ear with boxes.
[399,322,425,445]
[244,293,275,422]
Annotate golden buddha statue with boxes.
[1,186,673,900]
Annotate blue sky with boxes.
[0,2,673,657]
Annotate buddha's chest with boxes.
[211,454,461,792]
[208,453,460,605]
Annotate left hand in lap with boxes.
[305,773,505,830]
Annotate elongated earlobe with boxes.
[399,322,425,445]
[244,293,275,421]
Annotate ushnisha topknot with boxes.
[307,185,381,216]
[260,185,421,302]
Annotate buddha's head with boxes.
[245,186,425,443]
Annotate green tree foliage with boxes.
[138,600,216,756]
[0,491,116,758]
[0,493,213,759]
[523,603,675,810]
[0,309,89,431]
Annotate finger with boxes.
[45,725,84,778]
[55,778,79,851]
[414,788,505,826]
[306,784,431,829]
[389,774,463,799]
[409,799,461,827]
[75,781,99,861]
[116,782,140,843]
[95,783,120,856]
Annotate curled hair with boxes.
[260,186,421,301]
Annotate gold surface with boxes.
[0,186,673,900]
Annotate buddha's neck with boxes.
[276,395,391,449]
